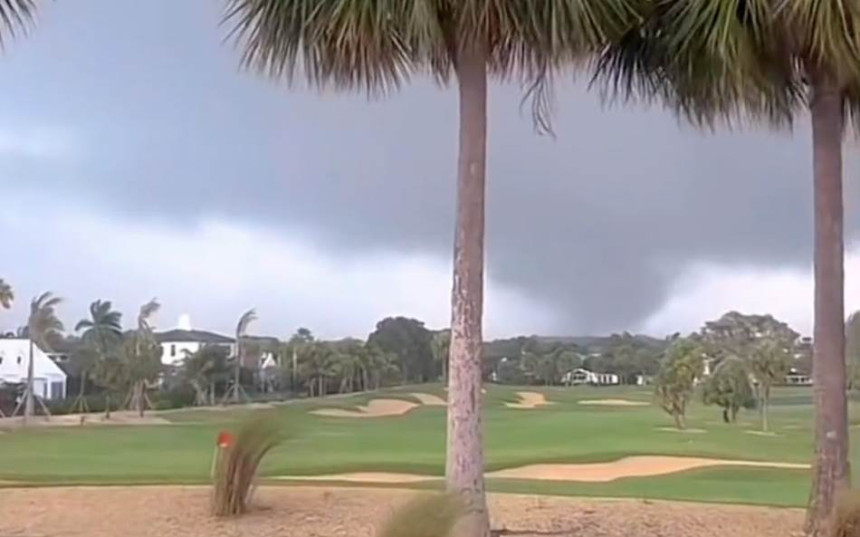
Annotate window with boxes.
[50,381,64,400]
[170,344,176,357]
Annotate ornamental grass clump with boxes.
[836,490,860,537]
[378,493,465,537]
[211,413,281,517]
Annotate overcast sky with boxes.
[1,0,859,340]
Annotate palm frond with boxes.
[137,298,160,333]
[783,0,860,82]
[236,308,257,338]
[28,291,64,350]
[225,0,417,95]
[0,278,14,309]
[0,0,34,47]
[591,0,806,129]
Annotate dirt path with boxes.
[0,486,802,537]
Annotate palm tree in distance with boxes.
[594,2,860,533]
[0,279,13,310]
[74,300,123,414]
[127,299,161,416]
[21,292,63,425]
[225,3,640,532]
[227,308,257,404]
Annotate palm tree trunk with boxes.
[23,339,35,425]
[762,385,770,433]
[445,41,490,537]
[105,393,111,420]
[806,76,850,537]
[233,339,241,404]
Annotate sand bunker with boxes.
[277,456,809,484]
[656,427,707,434]
[281,472,438,484]
[487,456,809,482]
[578,399,649,407]
[505,391,553,409]
[310,399,419,418]
[409,393,446,406]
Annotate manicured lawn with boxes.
[0,384,847,506]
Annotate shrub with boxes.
[378,493,465,537]
[836,490,860,537]
[211,413,282,517]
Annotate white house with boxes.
[154,315,236,366]
[564,368,620,386]
[0,339,67,400]
[155,329,236,366]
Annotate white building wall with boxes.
[0,339,67,400]
[159,341,236,366]
[160,341,203,366]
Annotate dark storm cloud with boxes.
[0,0,849,333]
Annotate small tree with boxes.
[91,353,128,420]
[749,340,792,433]
[702,357,755,423]
[182,345,231,406]
[431,330,451,382]
[654,338,703,430]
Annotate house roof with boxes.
[0,339,67,380]
[155,329,235,345]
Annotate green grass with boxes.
[0,384,845,507]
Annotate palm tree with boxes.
[225,4,639,530]
[23,292,63,425]
[74,300,123,414]
[127,299,162,416]
[594,2,860,533]
[0,279,13,310]
[229,308,257,403]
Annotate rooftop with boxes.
[154,329,235,345]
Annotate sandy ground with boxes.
[0,410,171,428]
[0,486,803,537]
[310,399,420,418]
[409,393,447,406]
[578,399,649,407]
[505,392,553,409]
[280,456,809,484]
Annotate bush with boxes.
[212,413,282,517]
[378,493,465,537]
[837,490,860,537]
[153,386,196,410]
